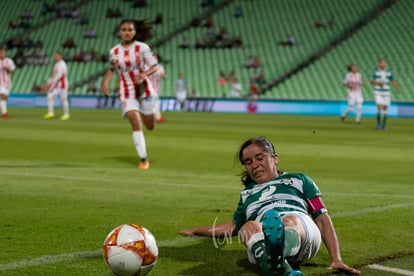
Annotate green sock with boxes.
[284,228,301,258]
[251,240,273,275]
[382,114,387,126]
[377,112,381,124]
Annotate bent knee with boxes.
[282,214,306,239]
[239,221,262,243]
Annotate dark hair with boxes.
[237,137,279,187]
[119,19,154,42]
[347,63,355,72]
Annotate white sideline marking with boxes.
[330,202,414,218]
[0,236,206,271]
[0,251,100,271]
[0,171,239,190]
[367,264,414,276]
[2,171,414,197]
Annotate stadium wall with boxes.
[8,94,414,117]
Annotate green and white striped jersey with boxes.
[371,68,394,94]
[233,173,327,230]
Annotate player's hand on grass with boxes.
[327,261,361,274]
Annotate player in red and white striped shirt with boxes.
[102,19,158,170]
[43,51,70,120]
[0,47,16,119]
[341,64,363,124]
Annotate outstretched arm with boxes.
[314,213,361,275]
[391,80,401,93]
[180,220,237,238]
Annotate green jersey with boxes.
[371,68,394,94]
[233,173,327,230]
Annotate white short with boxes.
[121,97,155,117]
[347,92,363,106]
[0,87,10,96]
[176,91,186,103]
[50,88,68,99]
[287,212,321,263]
[246,212,321,264]
[375,92,391,107]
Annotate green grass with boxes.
[0,108,413,275]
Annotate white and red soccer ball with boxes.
[103,224,158,276]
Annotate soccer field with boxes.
[0,108,413,275]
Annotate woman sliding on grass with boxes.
[180,137,361,275]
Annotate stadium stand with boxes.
[272,0,413,101]
[2,0,413,102]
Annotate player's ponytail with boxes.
[133,19,154,42]
[119,19,154,42]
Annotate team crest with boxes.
[280,178,293,185]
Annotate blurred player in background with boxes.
[341,64,363,124]
[370,58,400,130]
[102,19,158,170]
[147,53,166,123]
[43,51,70,120]
[180,137,361,276]
[175,72,188,111]
[0,47,16,119]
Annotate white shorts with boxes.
[287,212,321,263]
[246,212,321,264]
[375,92,391,107]
[176,91,186,103]
[347,92,363,106]
[50,88,68,99]
[121,97,155,117]
[0,87,10,96]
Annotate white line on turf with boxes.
[367,264,414,276]
[0,171,238,190]
[1,171,414,198]
[0,236,206,271]
[330,202,414,218]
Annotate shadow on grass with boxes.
[159,238,327,275]
[111,156,138,166]
[159,238,258,275]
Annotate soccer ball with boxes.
[103,224,158,276]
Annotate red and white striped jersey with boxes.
[0,57,16,89]
[344,72,362,93]
[109,41,157,100]
[50,60,69,90]
[147,63,165,94]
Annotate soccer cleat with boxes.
[138,160,150,170]
[2,113,10,119]
[261,209,285,271]
[340,116,345,122]
[381,124,387,130]
[288,270,304,276]
[44,113,55,119]
[60,115,70,121]
[156,117,166,123]
[376,123,381,129]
